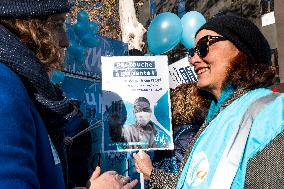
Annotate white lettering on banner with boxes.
[114,61,155,69]
[86,93,97,105]
[154,132,169,146]
[168,57,197,89]
[90,48,101,67]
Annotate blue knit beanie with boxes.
[0,0,71,18]
[196,14,271,65]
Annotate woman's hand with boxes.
[133,151,153,180]
[64,136,73,145]
[87,166,138,189]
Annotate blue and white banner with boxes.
[169,57,197,89]
[149,0,156,18]
[64,22,128,77]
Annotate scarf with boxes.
[0,24,78,184]
[205,83,236,123]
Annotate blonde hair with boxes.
[0,17,62,72]
[171,83,212,127]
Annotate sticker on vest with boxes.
[48,136,61,165]
[186,151,209,187]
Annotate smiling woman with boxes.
[136,13,284,189]
[191,29,240,99]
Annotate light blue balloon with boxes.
[73,21,99,48]
[80,34,99,48]
[77,10,89,23]
[68,42,85,62]
[89,21,99,35]
[68,41,83,56]
[74,45,86,59]
[67,41,78,55]
[181,11,206,48]
[66,41,86,67]
[73,21,90,37]
[147,12,182,55]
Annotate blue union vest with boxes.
[177,88,284,189]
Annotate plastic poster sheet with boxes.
[59,69,131,181]
[169,57,197,89]
[60,74,102,153]
[101,56,174,152]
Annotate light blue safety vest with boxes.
[177,88,284,189]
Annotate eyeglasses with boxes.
[189,35,226,58]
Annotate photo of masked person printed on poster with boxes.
[108,97,158,150]
[101,56,173,152]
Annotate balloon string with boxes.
[71,120,102,140]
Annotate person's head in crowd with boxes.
[0,0,70,73]
[190,13,275,99]
[0,1,138,188]
[133,97,152,127]
[171,83,212,127]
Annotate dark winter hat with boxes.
[0,0,71,19]
[196,14,271,65]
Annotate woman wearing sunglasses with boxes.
[134,13,283,189]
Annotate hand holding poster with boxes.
[101,56,173,152]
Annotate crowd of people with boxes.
[0,0,283,189]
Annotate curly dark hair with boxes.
[171,83,212,127]
[225,51,276,90]
[0,17,63,72]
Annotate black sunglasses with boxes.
[189,35,226,58]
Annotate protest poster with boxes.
[168,57,197,89]
[101,56,174,152]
